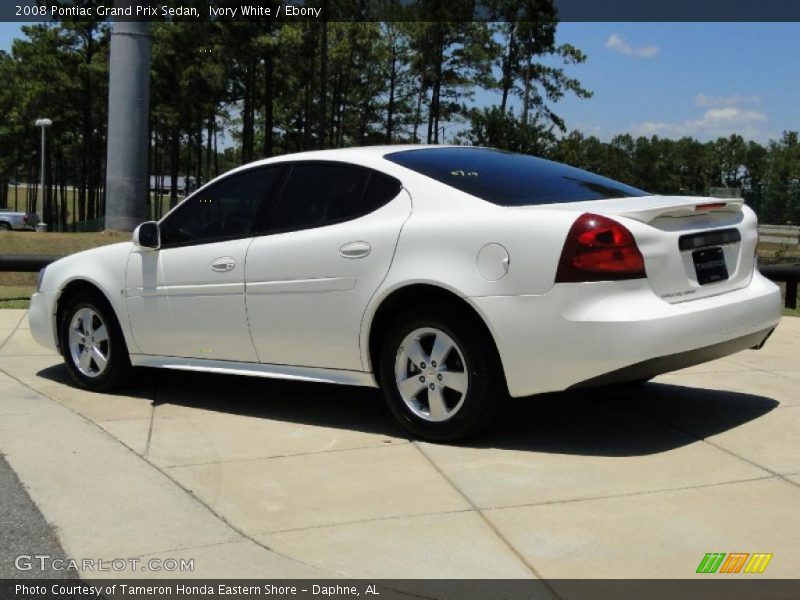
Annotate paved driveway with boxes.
[0,309,798,579]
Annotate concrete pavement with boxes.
[0,308,798,579]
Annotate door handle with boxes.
[211,257,236,272]
[339,241,371,259]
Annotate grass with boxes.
[0,230,127,288]
[0,284,33,309]
[0,298,30,309]
[0,230,127,255]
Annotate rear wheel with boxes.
[0,223,11,231]
[612,377,653,389]
[59,293,131,391]
[378,312,503,441]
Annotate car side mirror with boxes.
[133,221,160,250]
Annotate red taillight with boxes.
[555,213,646,283]
[695,202,726,211]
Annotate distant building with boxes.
[708,186,742,198]
[149,175,197,194]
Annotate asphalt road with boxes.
[0,453,76,579]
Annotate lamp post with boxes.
[34,118,52,232]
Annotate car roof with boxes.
[223,144,466,174]
[181,145,507,214]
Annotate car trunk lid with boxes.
[549,195,757,303]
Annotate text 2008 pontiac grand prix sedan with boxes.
[29,146,782,440]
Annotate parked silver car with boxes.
[0,209,39,231]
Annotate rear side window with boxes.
[362,173,402,214]
[384,147,647,206]
[271,163,401,232]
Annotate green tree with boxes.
[460,106,556,155]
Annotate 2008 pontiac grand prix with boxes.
[29,146,782,440]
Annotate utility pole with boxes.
[34,118,52,232]
[105,12,151,232]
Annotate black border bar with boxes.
[5,579,800,600]
[4,0,800,22]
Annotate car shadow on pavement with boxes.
[477,383,779,456]
[36,363,399,437]
[35,363,159,402]
[36,365,779,457]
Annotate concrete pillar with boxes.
[104,14,150,232]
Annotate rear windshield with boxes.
[384,147,647,206]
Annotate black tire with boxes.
[378,309,504,442]
[610,377,653,390]
[58,292,131,391]
[0,223,11,231]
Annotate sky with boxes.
[519,22,800,143]
[2,21,799,145]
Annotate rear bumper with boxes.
[470,271,782,398]
[568,326,773,389]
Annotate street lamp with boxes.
[34,118,52,232]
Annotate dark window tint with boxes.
[160,167,279,246]
[384,147,647,206]
[272,164,370,231]
[362,173,402,213]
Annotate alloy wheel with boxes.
[394,327,468,422]
[68,307,110,378]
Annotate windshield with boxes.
[384,147,647,206]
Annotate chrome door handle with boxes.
[339,241,371,259]
[211,257,236,272]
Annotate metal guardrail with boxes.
[0,254,62,272]
[1,254,798,309]
[759,264,799,310]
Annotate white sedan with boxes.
[29,146,782,440]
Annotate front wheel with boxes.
[378,313,503,441]
[59,294,131,391]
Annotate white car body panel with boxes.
[245,189,412,370]
[472,273,780,397]
[130,354,376,387]
[543,195,757,303]
[31,242,139,354]
[29,145,783,400]
[125,238,257,361]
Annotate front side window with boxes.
[160,167,281,247]
[384,147,647,206]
